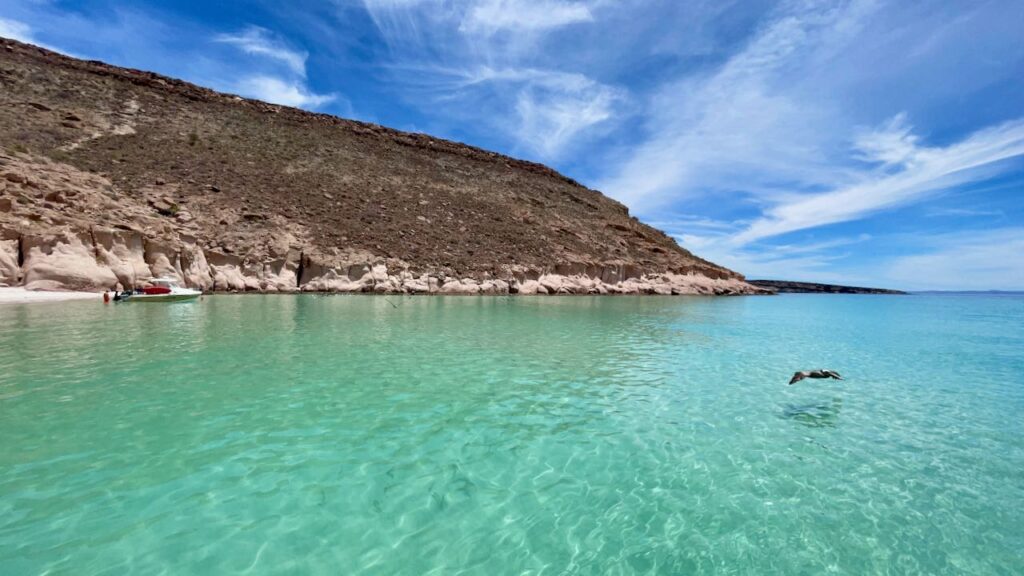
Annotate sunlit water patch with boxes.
[1,294,1022,574]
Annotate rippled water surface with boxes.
[1,294,1023,574]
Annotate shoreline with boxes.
[0,287,100,304]
[201,290,763,297]
[1,286,945,304]
[0,286,769,304]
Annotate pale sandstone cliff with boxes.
[0,38,764,296]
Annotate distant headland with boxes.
[748,280,906,294]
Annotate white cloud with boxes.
[852,112,920,167]
[358,0,618,158]
[442,66,624,157]
[515,86,615,157]
[231,75,336,109]
[732,118,1024,245]
[650,215,738,233]
[925,207,1004,218]
[758,234,873,257]
[596,1,874,212]
[215,26,308,77]
[0,16,33,42]
[212,25,341,112]
[587,0,1024,292]
[0,16,67,54]
[460,0,593,35]
[676,232,872,285]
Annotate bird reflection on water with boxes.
[782,397,843,428]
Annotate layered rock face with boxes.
[0,38,763,295]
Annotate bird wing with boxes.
[789,372,805,385]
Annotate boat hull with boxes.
[125,293,201,302]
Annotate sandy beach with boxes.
[0,287,101,305]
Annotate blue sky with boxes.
[2,0,1023,290]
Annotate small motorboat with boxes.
[119,278,201,302]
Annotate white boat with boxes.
[121,278,202,302]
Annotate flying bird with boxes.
[789,370,843,385]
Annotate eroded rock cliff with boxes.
[0,38,763,295]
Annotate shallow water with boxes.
[1,294,1022,574]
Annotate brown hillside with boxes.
[0,37,758,295]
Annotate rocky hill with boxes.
[0,38,761,295]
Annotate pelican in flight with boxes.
[789,369,843,385]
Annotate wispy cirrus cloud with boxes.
[590,0,1024,290]
[733,117,1024,245]
[214,26,308,77]
[597,0,881,211]
[357,0,620,159]
[213,25,337,110]
[434,65,625,157]
[231,75,336,108]
[852,112,920,167]
[925,207,1005,219]
[0,16,69,54]
[460,0,593,35]
[675,230,876,286]
[515,86,618,158]
[0,16,36,43]
[664,113,1024,288]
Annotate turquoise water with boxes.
[1,294,1022,575]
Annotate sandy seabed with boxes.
[0,287,101,305]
